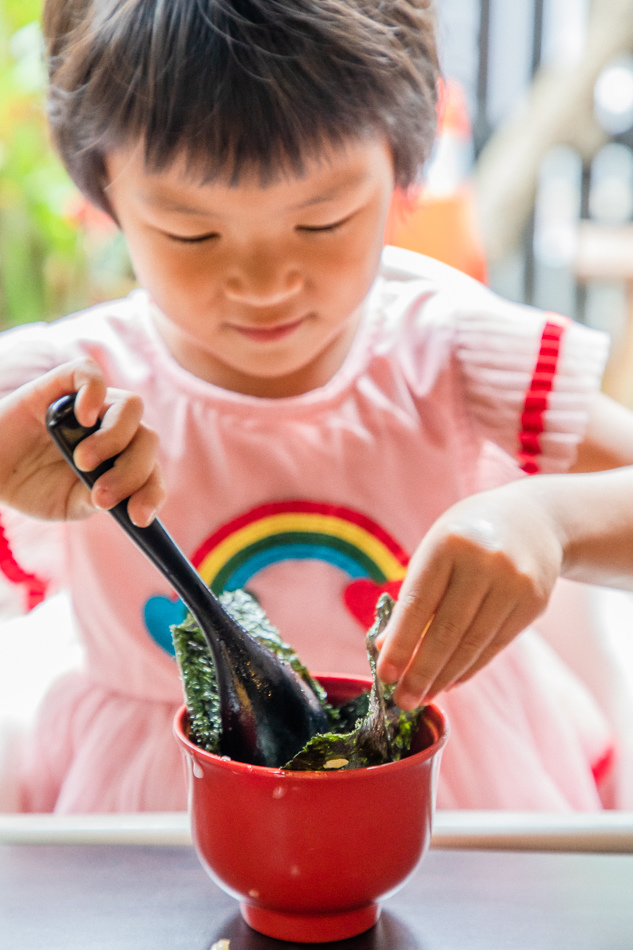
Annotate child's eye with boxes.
[166,231,220,244]
[297,214,352,234]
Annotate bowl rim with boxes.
[173,672,449,780]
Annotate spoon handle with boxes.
[45,394,236,638]
[46,393,330,767]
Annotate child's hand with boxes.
[376,482,564,709]
[0,358,165,526]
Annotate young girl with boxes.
[2,0,633,813]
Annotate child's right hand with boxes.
[0,358,165,526]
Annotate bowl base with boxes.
[240,900,381,943]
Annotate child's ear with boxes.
[65,193,120,235]
[384,188,416,247]
[97,194,121,230]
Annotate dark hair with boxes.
[43,0,440,212]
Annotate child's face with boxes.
[104,136,395,397]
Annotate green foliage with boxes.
[0,1,133,330]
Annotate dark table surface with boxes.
[2,843,632,950]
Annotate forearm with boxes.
[527,466,633,590]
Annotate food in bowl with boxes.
[172,589,424,770]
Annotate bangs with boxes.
[44,0,439,205]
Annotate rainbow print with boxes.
[143,500,410,653]
[191,500,409,594]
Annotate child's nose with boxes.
[224,256,303,307]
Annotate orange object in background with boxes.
[386,79,488,285]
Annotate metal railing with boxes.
[1,810,632,852]
[470,0,633,330]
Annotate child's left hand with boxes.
[375,481,564,709]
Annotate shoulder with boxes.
[34,290,150,351]
[368,247,520,351]
[375,246,495,312]
[371,247,608,362]
[0,291,153,394]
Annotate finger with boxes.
[376,554,452,685]
[72,389,144,473]
[452,601,539,687]
[415,588,515,700]
[390,572,490,709]
[90,424,161,511]
[26,358,107,428]
[125,465,166,527]
[66,478,101,521]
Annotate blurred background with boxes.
[2,0,633,403]
[433,0,633,408]
[0,0,134,332]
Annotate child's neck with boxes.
[154,310,362,398]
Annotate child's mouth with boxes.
[231,317,305,343]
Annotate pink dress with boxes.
[0,247,613,812]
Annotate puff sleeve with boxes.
[455,300,610,475]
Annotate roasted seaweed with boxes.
[285,594,423,770]
[172,589,422,770]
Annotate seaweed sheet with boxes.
[171,589,422,770]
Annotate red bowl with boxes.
[174,673,448,943]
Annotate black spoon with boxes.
[45,394,329,768]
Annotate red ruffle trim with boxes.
[0,513,48,611]
[518,317,569,475]
[592,743,616,789]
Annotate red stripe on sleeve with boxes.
[591,743,616,789]
[0,514,48,611]
[518,317,568,475]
